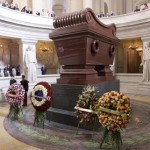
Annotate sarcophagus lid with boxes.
[50,8,119,66]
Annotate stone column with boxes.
[32,0,51,14]
[93,0,101,15]
[83,0,93,9]
[100,0,104,13]
[17,39,37,76]
[70,0,82,12]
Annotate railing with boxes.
[0,6,53,29]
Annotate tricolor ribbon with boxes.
[31,95,51,101]
[74,106,122,116]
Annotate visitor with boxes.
[16,65,20,76]
[46,10,51,17]
[0,69,3,77]
[8,2,15,10]
[2,1,8,7]
[134,6,140,12]
[110,11,116,16]
[99,12,105,18]
[41,9,45,16]
[142,3,148,10]
[36,11,40,16]
[21,6,26,12]
[4,66,9,77]
[7,64,12,76]
[20,75,29,106]
[41,65,47,75]
[12,66,16,77]
[26,8,32,14]
[14,3,19,11]
[10,75,16,85]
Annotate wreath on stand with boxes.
[6,83,25,120]
[75,86,98,131]
[95,91,132,149]
[30,82,53,128]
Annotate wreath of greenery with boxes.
[6,83,25,120]
[75,86,98,125]
[96,91,131,131]
[30,82,53,127]
[95,91,131,149]
[31,82,53,112]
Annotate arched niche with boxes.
[36,41,60,74]
[0,38,19,67]
[52,4,65,16]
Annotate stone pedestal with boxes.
[46,80,120,127]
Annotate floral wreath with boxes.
[30,82,53,112]
[6,83,25,105]
[75,86,98,124]
[96,91,131,131]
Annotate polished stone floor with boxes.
[0,94,150,150]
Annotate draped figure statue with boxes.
[24,45,37,83]
[141,41,150,82]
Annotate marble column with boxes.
[100,0,104,13]
[32,0,52,15]
[93,0,101,15]
[17,39,37,76]
[83,0,93,9]
[70,0,82,12]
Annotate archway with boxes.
[52,4,65,16]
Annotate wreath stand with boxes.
[8,104,23,118]
[96,106,125,149]
[75,106,124,150]
[6,93,24,120]
[74,106,97,137]
[33,110,45,129]
[100,128,122,150]
[31,94,50,129]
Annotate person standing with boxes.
[12,66,16,77]
[142,3,148,10]
[134,6,140,12]
[41,65,47,75]
[20,75,29,106]
[16,65,20,76]
[10,75,17,85]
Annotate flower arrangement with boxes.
[95,91,131,149]
[75,86,98,125]
[30,82,53,127]
[5,83,25,120]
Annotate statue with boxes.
[141,41,150,82]
[24,45,37,83]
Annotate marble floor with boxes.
[0,94,150,150]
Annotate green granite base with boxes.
[46,80,120,128]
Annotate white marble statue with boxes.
[140,41,150,82]
[24,45,37,83]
